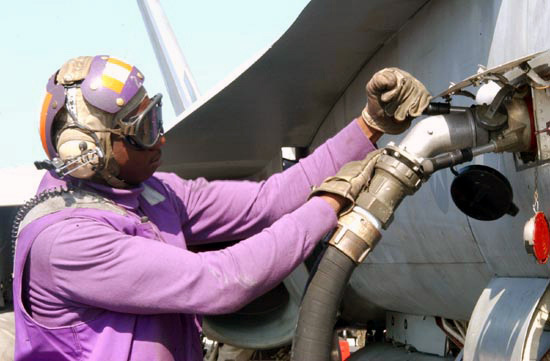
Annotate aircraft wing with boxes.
[159,0,429,180]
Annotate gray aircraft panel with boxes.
[347,262,493,321]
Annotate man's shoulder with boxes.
[149,171,180,184]
[16,188,128,239]
[145,172,212,208]
[147,172,208,193]
[145,172,180,194]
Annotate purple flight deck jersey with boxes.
[13,121,375,361]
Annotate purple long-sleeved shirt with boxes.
[13,120,375,361]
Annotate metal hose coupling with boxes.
[356,145,425,228]
[328,145,425,262]
[330,206,381,263]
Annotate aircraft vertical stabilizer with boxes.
[137,0,200,115]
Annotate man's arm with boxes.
[356,117,382,144]
[30,198,337,319]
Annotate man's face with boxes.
[111,134,165,185]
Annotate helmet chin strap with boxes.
[96,134,132,189]
[97,169,131,188]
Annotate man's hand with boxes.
[310,150,382,214]
[362,67,431,135]
[319,193,349,214]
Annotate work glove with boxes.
[310,149,383,213]
[362,67,431,134]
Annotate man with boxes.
[13,55,430,360]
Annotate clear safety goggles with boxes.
[119,93,164,149]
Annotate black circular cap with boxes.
[450,165,518,221]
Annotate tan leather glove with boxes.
[362,67,431,134]
[310,150,382,212]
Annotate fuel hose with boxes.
[291,146,422,361]
[291,245,356,361]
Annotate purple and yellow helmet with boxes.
[39,55,146,159]
[37,55,163,187]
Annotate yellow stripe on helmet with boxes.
[107,57,132,71]
[101,74,125,93]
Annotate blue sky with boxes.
[0,0,309,168]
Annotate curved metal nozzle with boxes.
[399,108,488,160]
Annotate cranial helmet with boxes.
[38,55,163,187]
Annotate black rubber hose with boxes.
[291,245,357,361]
[428,148,474,173]
[423,102,451,115]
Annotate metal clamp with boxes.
[329,206,381,263]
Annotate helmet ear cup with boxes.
[56,128,101,179]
